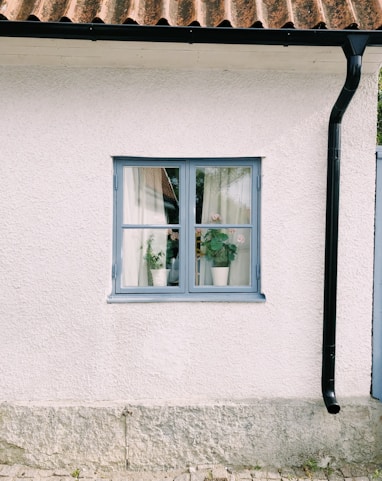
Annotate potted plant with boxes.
[144,235,168,286]
[201,213,241,286]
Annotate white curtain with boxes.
[200,167,251,286]
[121,167,167,287]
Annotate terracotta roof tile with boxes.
[1,0,382,30]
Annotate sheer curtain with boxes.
[200,167,251,286]
[122,167,167,287]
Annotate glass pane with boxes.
[195,166,251,225]
[195,227,251,287]
[123,167,179,225]
[121,229,179,287]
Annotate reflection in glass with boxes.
[195,166,251,225]
[123,167,179,225]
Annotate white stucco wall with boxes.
[0,48,377,405]
[0,41,377,467]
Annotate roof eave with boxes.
[2,21,382,47]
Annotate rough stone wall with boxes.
[1,400,382,471]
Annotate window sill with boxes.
[107,293,266,303]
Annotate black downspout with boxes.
[322,34,369,414]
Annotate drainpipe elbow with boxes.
[322,385,341,414]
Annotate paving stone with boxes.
[190,473,206,481]
[1,463,380,481]
[311,471,328,480]
[279,468,295,480]
[211,467,229,481]
[13,476,40,481]
[365,465,380,476]
[235,470,252,480]
[36,472,54,479]
[18,469,43,478]
[340,466,353,479]
[327,470,345,481]
[351,467,370,478]
[174,474,190,481]
[293,468,307,479]
[252,470,268,480]
[267,470,281,480]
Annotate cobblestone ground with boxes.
[0,464,381,481]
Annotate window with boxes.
[110,157,264,302]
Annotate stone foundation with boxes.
[1,399,381,471]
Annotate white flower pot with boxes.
[151,269,170,287]
[211,266,230,286]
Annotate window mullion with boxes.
[178,162,188,293]
[185,161,194,293]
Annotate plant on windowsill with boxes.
[201,214,238,267]
[144,235,167,286]
[145,235,165,270]
[201,213,244,286]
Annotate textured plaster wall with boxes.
[0,63,377,404]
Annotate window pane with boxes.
[123,167,179,225]
[121,229,179,287]
[195,227,251,287]
[195,166,251,225]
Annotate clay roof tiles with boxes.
[1,0,382,30]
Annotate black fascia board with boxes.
[1,21,382,47]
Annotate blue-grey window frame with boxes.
[110,156,265,302]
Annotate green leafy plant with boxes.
[201,213,242,267]
[372,469,382,480]
[144,235,165,270]
[302,459,319,478]
[71,469,80,481]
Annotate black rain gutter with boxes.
[322,34,368,414]
[0,21,376,414]
[1,21,382,47]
